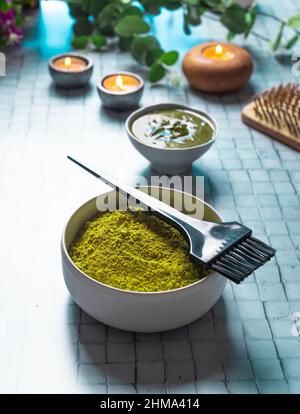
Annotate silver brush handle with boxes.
[67,156,199,224]
[67,156,252,267]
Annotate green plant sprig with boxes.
[68,0,300,82]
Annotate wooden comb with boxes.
[242,83,300,151]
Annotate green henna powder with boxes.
[69,210,208,292]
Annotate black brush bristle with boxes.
[210,236,276,284]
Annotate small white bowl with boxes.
[61,187,226,332]
[126,103,218,174]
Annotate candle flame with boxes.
[215,44,223,56]
[116,75,124,90]
[64,57,72,67]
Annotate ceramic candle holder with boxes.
[183,42,253,93]
[48,53,94,89]
[97,72,144,110]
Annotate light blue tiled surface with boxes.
[0,0,300,395]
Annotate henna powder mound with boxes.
[69,211,208,292]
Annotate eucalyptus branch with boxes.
[249,30,270,43]
[256,10,283,24]
[257,10,300,36]
[66,0,300,82]
[203,12,271,44]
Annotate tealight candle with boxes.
[52,56,87,72]
[97,72,144,110]
[103,74,140,93]
[48,53,94,88]
[183,42,253,93]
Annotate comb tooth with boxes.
[254,83,300,138]
[254,98,263,120]
[291,111,300,137]
[258,97,268,122]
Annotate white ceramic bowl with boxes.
[126,103,218,174]
[61,187,226,332]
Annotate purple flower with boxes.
[0,2,23,45]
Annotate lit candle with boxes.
[53,56,88,72]
[182,42,253,93]
[202,44,235,62]
[48,53,94,88]
[103,74,141,93]
[97,72,144,110]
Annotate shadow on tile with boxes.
[49,83,93,98]
[138,164,212,205]
[69,302,231,389]
[99,105,139,122]
[187,82,255,105]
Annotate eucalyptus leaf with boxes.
[165,0,182,10]
[122,6,143,17]
[81,0,91,12]
[186,0,199,5]
[145,50,156,67]
[285,34,299,50]
[115,15,150,37]
[0,0,10,12]
[91,34,107,49]
[227,31,236,41]
[73,17,93,36]
[15,15,24,28]
[221,4,248,33]
[0,24,4,46]
[288,13,300,29]
[118,36,133,51]
[188,5,202,26]
[159,51,179,66]
[244,6,257,38]
[144,47,164,66]
[89,0,108,18]
[141,2,160,15]
[149,62,166,82]
[272,22,285,51]
[202,0,223,9]
[184,13,191,35]
[97,3,122,32]
[131,36,160,64]
[150,47,164,60]
[68,2,88,19]
[72,35,89,49]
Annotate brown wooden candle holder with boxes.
[183,42,253,94]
